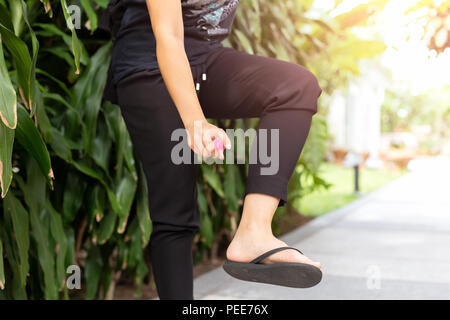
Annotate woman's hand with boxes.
[186,119,231,160]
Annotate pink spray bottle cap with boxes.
[214,139,226,150]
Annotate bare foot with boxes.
[226,229,321,269]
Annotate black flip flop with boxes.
[222,246,322,288]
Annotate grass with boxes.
[298,162,408,217]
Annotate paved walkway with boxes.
[193,156,450,299]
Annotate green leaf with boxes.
[40,0,53,17]
[91,118,112,174]
[29,208,58,299]
[81,0,98,32]
[0,238,5,290]
[60,0,82,74]
[93,0,109,8]
[10,0,23,37]
[0,3,13,31]
[21,0,39,116]
[15,104,54,188]
[72,160,122,214]
[84,245,102,299]
[136,162,151,247]
[34,87,52,141]
[126,218,142,269]
[96,210,116,245]
[46,199,68,291]
[234,29,254,54]
[0,22,32,112]
[62,171,87,223]
[0,222,27,298]
[0,120,14,198]
[49,127,72,162]
[73,42,112,154]
[86,184,105,229]
[197,183,208,216]
[3,192,30,288]
[0,35,17,129]
[224,165,239,212]
[200,214,213,248]
[103,101,133,182]
[116,168,138,234]
[201,165,224,198]
[116,168,137,218]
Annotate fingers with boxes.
[203,129,224,160]
[214,129,231,150]
[186,121,229,160]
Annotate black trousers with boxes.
[116,46,322,299]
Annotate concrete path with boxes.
[193,156,450,300]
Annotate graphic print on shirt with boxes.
[181,0,240,40]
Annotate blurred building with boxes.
[327,60,390,169]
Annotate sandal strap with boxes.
[250,246,304,264]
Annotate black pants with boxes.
[116,46,322,299]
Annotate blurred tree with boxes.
[406,0,450,53]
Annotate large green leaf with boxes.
[15,158,57,299]
[201,164,225,198]
[35,22,89,67]
[0,3,13,31]
[91,118,112,175]
[84,245,102,299]
[29,205,58,299]
[40,0,53,17]
[0,34,17,129]
[224,164,240,212]
[60,0,82,74]
[21,0,39,116]
[46,199,68,291]
[86,184,105,229]
[0,120,14,198]
[0,222,27,299]
[103,101,134,182]
[3,192,30,288]
[81,0,98,32]
[72,160,122,214]
[0,238,4,290]
[15,104,54,188]
[116,168,137,233]
[73,42,111,155]
[234,29,254,54]
[116,168,137,218]
[200,214,213,248]
[136,162,151,247]
[0,22,32,112]
[9,0,23,37]
[62,171,87,223]
[49,126,72,162]
[96,210,116,245]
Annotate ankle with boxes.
[234,223,273,240]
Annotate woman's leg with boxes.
[200,47,322,267]
[116,71,200,299]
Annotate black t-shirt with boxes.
[111,0,240,85]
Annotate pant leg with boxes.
[116,71,199,300]
[200,47,322,206]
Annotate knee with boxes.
[275,64,322,113]
[292,65,322,99]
